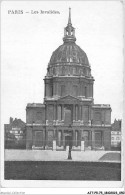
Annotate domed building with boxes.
[26,9,111,151]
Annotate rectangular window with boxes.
[58,130,62,147]
[82,106,89,122]
[61,85,65,96]
[58,105,62,120]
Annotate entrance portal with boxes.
[64,105,73,125]
[64,135,72,149]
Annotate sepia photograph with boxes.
[1,0,124,193]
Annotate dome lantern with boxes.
[63,8,76,43]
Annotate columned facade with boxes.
[26,8,111,151]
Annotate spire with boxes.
[63,8,76,43]
[68,7,72,25]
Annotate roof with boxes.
[112,119,121,131]
[92,104,111,109]
[49,43,89,66]
[27,103,45,108]
[4,118,25,131]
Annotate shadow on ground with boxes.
[99,152,121,161]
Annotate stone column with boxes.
[73,104,75,121]
[101,131,104,149]
[57,83,59,96]
[53,83,55,96]
[26,126,33,150]
[88,106,91,122]
[81,106,82,121]
[61,104,64,120]
[78,105,80,120]
[72,129,75,147]
[89,131,92,148]
[45,129,48,150]
[44,81,46,97]
[81,141,85,151]
[62,129,65,148]
[79,105,82,120]
[55,104,58,121]
[92,84,93,98]
[91,131,95,150]
[53,140,56,150]
[53,104,55,120]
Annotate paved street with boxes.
[4,150,121,180]
[5,161,121,180]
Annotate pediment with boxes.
[58,95,80,102]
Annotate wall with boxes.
[26,106,45,124]
[91,108,111,125]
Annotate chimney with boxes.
[10,117,13,124]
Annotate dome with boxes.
[46,8,92,78]
[49,43,89,66]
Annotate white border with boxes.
[0,0,125,193]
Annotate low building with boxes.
[111,119,121,148]
[4,117,26,149]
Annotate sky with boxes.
[1,1,124,124]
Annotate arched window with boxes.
[70,67,73,75]
[73,67,76,75]
[53,68,56,76]
[50,85,53,97]
[62,66,65,75]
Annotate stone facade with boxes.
[26,9,111,151]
